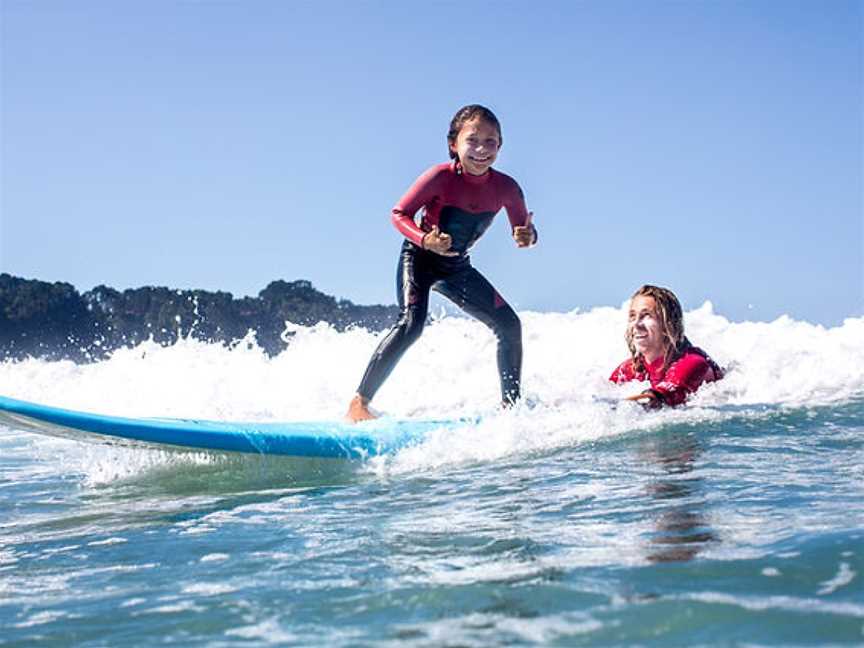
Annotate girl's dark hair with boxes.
[447,104,502,160]
[625,285,692,373]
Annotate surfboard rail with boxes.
[0,395,457,458]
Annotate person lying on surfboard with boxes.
[347,104,537,422]
[610,285,723,408]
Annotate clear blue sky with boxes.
[1,1,861,326]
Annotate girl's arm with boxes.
[391,166,443,247]
[652,354,713,406]
[609,359,637,384]
[502,177,537,246]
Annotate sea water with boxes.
[1,303,862,646]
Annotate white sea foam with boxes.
[1,305,861,482]
[817,562,857,596]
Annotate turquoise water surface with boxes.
[2,400,862,646]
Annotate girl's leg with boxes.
[435,267,522,405]
[355,245,432,403]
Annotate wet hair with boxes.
[625,285,691,373]
[447,104,502,160]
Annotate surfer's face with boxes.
[450,117,500,176]
[629,295,664,362]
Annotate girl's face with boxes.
[628,295,666,362]
[450,117,500,176]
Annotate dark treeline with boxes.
[0,273,397,362]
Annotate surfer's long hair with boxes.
[447,104,502,161]
[626,285,691,374]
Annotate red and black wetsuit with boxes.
[356,161,533,404]
[609,345,724,407]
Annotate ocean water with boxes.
[1,303,862,647]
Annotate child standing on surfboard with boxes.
[346,104,537,422]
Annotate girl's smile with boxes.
[450,117,500,176]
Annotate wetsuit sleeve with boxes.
[391,166,443,247]
[609,359,636,384]
[653,354,712,406]
[501,176,536,242]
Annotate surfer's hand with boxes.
[625,390,663,410]
[422,226,458,256]
[513,225,536,248]
[513,212,536,248]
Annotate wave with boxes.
[1,303,862,481]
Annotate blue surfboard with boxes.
[0,395,459,458]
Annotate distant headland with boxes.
[0,273,397,362]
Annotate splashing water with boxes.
[1,303,862,480]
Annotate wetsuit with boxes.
[357,161,533,404]
[609,346,724,407]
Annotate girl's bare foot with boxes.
[346,394,377,423]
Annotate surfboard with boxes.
[0,395,458,458]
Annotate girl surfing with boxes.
[347,105,537,422]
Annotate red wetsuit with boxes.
[392,161,532,255]
[356,161,533,404]
[609,347,724,407]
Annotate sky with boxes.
[1,0,861,327]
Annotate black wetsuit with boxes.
[356,161,533,405]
